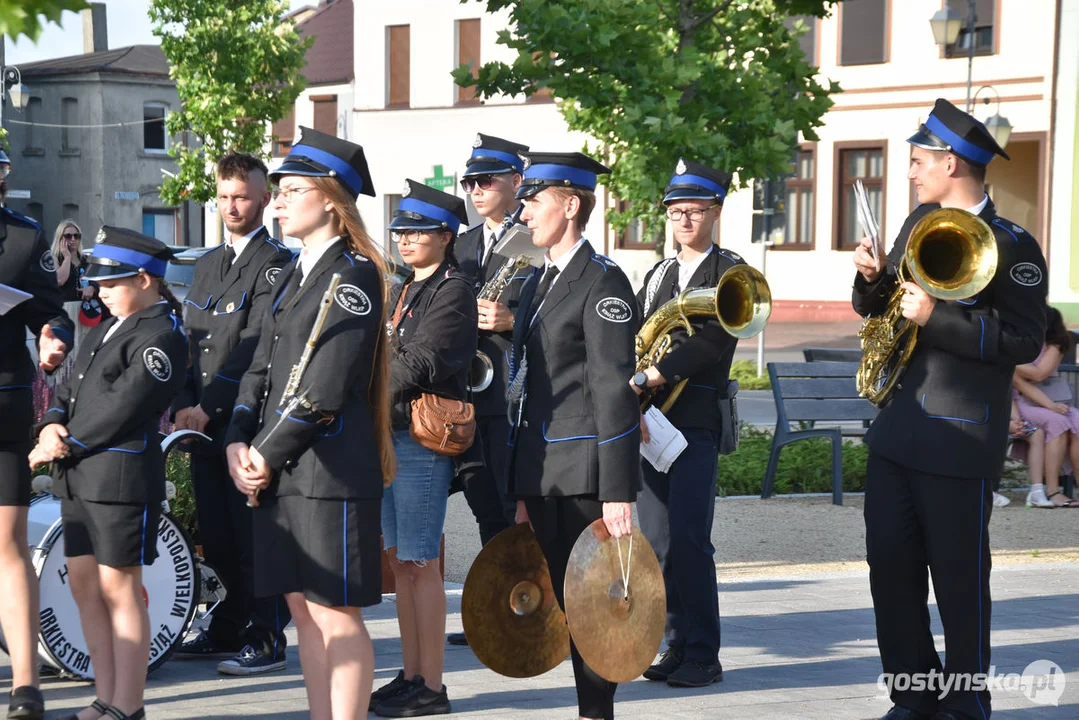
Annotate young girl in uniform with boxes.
[224,127,395,720]
[29,227,187,720]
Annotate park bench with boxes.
[762,361,877,506]
[802,347,863,363]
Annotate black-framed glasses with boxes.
[666,205,718,222]
[391,230,434,244]
[271,187,317,203]
[460,175,501,193]
[63,232,82,240]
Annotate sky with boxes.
[6,0,313,65]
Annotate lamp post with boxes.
[929,1,977,112]
[1,65,31,129]
[972,85,1013,150]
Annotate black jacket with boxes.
[389,261,478,429]
[225,238,386,500]
[172,228,292,446]
[0,208,74,443]
[40,303,187,503]
[507,241,641,501]
[635,245,743,432]
[852,199,1047,478]
[453,222,538,416]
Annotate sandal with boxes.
[6,687,44,720]
[1047,491,1079,508]
[57,699,110,720]
[103,707,144,720]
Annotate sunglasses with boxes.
[459,175,503,193]
[63,232,82,240]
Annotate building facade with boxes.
[339,0,1071,321]
[5,45,202,248]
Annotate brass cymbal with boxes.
[564,520,666,683]
[461,522,570,678]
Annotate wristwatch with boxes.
[631,371,649,390]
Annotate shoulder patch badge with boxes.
[334,283,372,316]
[596,297,632,323]
[265,267,281,286]
[143,347,173,382]
[1009,262,1043,287]
[40,250,57,273]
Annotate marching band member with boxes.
[1,157,72,720]
[30,228,185,720]
[173,152,294,675]
[372,181,476,718]
[224,128,395,720]
[635,160,739,689]
[509,151,641,720]
[852,99,1047,720]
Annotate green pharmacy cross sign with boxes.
[424,165,456,192]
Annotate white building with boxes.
[275,0,1075,322]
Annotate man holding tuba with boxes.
[633,159,741,689]
[852,99,1047,720]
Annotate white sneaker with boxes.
[993,492,1011,508]
[1026,490,1056,508]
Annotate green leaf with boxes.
[0,0,90,43]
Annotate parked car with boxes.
[165,246,213,304]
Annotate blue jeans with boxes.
[382,430,453,562]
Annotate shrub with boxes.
[166,447,199,543]
[716,422,869,496]
[730,360,771,390]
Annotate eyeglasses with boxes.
[460,175,501,193]
[666,205,718,222]
[63,232,82,240]
[391,230,434,244]
[271,187,317,203]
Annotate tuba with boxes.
[635,264,771,413]
[856,208,997,407]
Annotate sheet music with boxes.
[492,225,545,268]
[639,406,688,473]
[0,283,32,316]
[854,180,882,267]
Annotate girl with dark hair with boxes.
[1013,306,1079,507]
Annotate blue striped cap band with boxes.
[398,198,462,229]
[667,173,727,200]
[924,115,995,166]
[470,147,524,172]
[90,244,168,276]
[523,164,598,190]
[287,144,365,196]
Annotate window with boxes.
[778,147,816,248]
[835,143,886,250]
[272,106,295,157]
[62,203,79,221]
[312,95,337,136]
[785,15,818,64]
[24,97,43,151]
[143,103,168,153]
[944,0,995,57]
[142,209,177,244]
[384,194,405,266]
[612,197,652,250]
[61,98,78,151]
[456,19,481,105]
[387,25,411,108]
[839,0,888,66]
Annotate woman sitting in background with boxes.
[1013,306,1079,508]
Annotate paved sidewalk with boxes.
[8,561,1076,719]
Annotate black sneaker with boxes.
[6,687,44,720]
[372,670,413,705]
[666,659,724,688]
[174,630,243,659]
[217,644,287,676]
[642,646,684,681]
[374,675,450,717]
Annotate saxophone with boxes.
[635,264,770,413]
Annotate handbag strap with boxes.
[391,281,409,328]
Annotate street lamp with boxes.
[973,85,1013,150]
[1,65,31,127]
[929,1,978,112]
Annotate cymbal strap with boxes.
[616,533,633,600]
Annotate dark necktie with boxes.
[528,265,559,325]
[279,265,304,309]
[221,244,236,280]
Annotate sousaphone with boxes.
[461,523,570,678]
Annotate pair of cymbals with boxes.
[460,520,665,683]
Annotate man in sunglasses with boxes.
[448,133,532,646]
[633,158,745,689]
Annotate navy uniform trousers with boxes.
[460,415,514,545]
[637,428,721,663]
[865,452,993,719]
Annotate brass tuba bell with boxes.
[856,207,998,407]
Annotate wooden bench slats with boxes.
[779,378,860,399]
[803,348,863,363]
[783,399,879,421]
[771,362,861,378]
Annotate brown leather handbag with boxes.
[392,281,477,456]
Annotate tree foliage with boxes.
[0,0,88,43]
[149,0,311,205]
[453,0,842,239]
